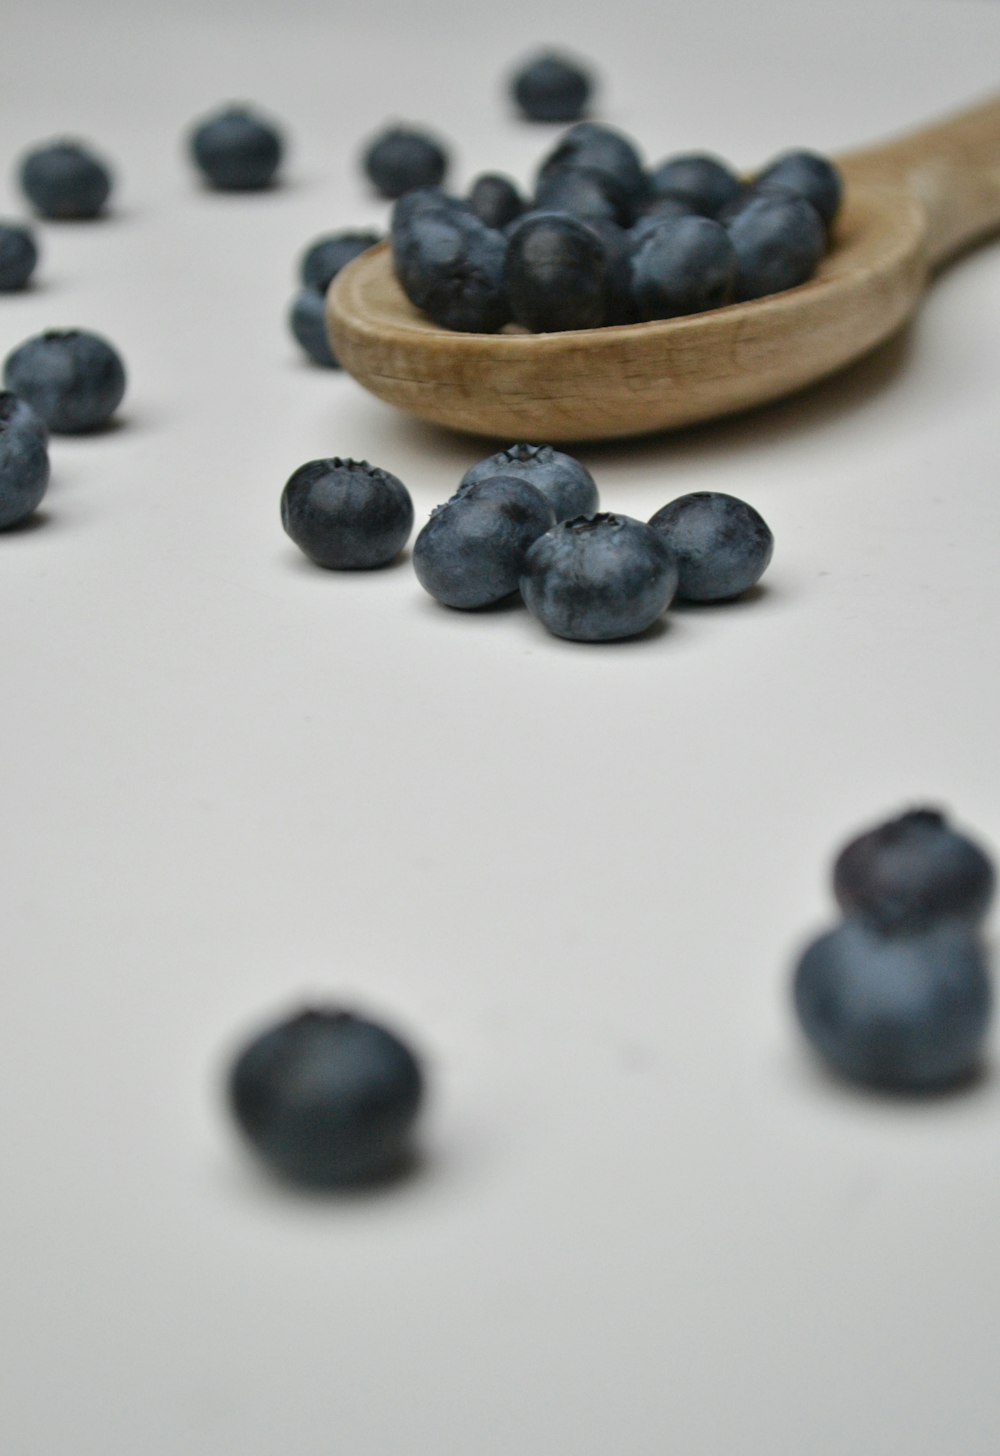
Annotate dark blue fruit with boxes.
[460,443,598,522]
[0,390,48,444]
[506,212,608,331]
[511,52,593,123]
[833,808,995,934]
[521,512,678,641]
[727,193,826,301]
[0,222,39,291]
[647,153,742,218]
[754,150,843,228]
[363,126,449,200]
[228,1006,424,1187]
[392,203,508,332]
[536,123,647,222]
[300,231,380,293]
[630,195,702,246]
[3,329,126,434]
[289,289,338,367]
[413,476,555,609]
[630,216,736,320]
[647,491,773,601]
[533,166,623,225]
[0,393,50,529]
[584,217,636,324]
[793,917,991,1090]
[281,457,414,569]
[19,140,113,220]
[468,173,524,231]
[189,106,284,191]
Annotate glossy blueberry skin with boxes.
[299,231,380,293]
[754,150,842,228]
[630,216,736,320]
[833,808,995,934]
[392,205,508,333]
[189,107,283,191]
[19,140,112,220]
[4,329,126,434]
[461,443,598,522]
[506,213,608,331]
[0,222,38,291]
[521,513,678,642]
[363,126,449,200]
[468,173,524,231]
[511,52,593,122]
[648,153,742,218]
[727,193,826,301]
[648,491,773,601]
[281,457,413,569]
[536,123,647,222]
[228,1007,424,1188]
[289,289,338,367]
[793,917,991,1091]
[0,398,50,529]
[0,390,48,445]
[413,476,555,609]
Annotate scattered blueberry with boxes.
[505,212,608,331]
[521,513,678,641]
[189,105,284,191]
[793,917,991,1091]
[467,173,523,231]
[0,222,38,291]
[3,329,126,434]
[647,153,742,218]
[461,443,598,522]
[647,492,773,601]
[833,808,995,934]
[228,1005,425,1188]
[413,476,555,609]
[363,125,449,200]
[754,150,843,229]
[536,123,647,223]
[19,140,113,220]
[392,203,508,333]
[289,289,339,368]
[511,52,594,123]
[0,393,50,529]
[300,231,380,293]
[630,216,736,320]
[727,193,826,301]
[281,457,414,569]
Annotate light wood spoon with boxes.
[327,95,1000,443]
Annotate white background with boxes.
[3,0,1000,1451]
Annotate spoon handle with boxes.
[839,95,1000,269]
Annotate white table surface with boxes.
[4,0,1000,1451]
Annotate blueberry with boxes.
[467,173,524,231]
[0,394,50,529]
[281,457,414,569]
[189,106,284,191]
[3,329,126,434]
[299,231,381,293]
[363,125,449,200]
[536,123,647,222]
[521,513,678,641]
[584,217,636,324]
[289,289,338,368]
[648,153,742,218]
[460,443,598,522]
[413,476,555,609]
[647,492,773,601]
[793,917,991,1091]
[392,204,508,333]
[726,193,826,301]
[533,166,622,225]
[511,52,594,123]
[505,213,608,331]
[753,150,843,228]
[833,808,995,934]
[0,222,39,291]
[228,1006,424,1188]
[19,140,113,220]
[0,390,48,445]
[630,194,703,246]
[630,216,736,320]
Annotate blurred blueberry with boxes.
[536,123,647,223]
[468,173,524,231]
[413,476,555,609]
[19,140,112,219]
[363,125,449,200]
[392,204,508,332]
[534,166,623,225]
[727,192,826,300]
[461,443,598,522]
[506,212,608,331]
[630,215,736,319]
[648,491,773,601]
[189,106,284,191]
[281,457,414,569]
[0,221,38,291]
[754,149,843,228]
[3,329,126,434]
[299,231,380,293]
[511,52,594,122]
[0,394,49,528]
[289,289,338,367]
[648,153,742,218]
[0,390,48,444]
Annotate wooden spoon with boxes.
[327,95,1000,443]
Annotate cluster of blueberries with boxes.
[280,445,774,642]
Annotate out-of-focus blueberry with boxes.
[521,512,678,641]
[511,52,594,123]
[536,123,647,222]
[506,212,608,331]
[413,476,555,609]
[289,289,338,367]
[793,917,991,1090]
[461,443,598,522]
[19,140,113,220]
[647,153,742,218]
[584,217,636,324]
[468,173,524,230]
[299,231,381,293]
[189,106,284,191]
[630,215,736,320]
[228,1006,425,1188]
[533,166,623,225]
[833,808,995,934]
[630,194,703,247]
[0,395,49,529]
[392,205,508,332]
[3,329,126,434]
[0,222,39,291]
[647,491,773,601]
[0,390,48,445]
[754,150,843,228]
[727,192,826,300]
[363,125,449,200]
[281,457,413,569]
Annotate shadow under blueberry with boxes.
[1,508,52,535]
[790,1044,993,1108]
[280,546,412,577]
[225,1145,428,1204]
[669,581,774,614]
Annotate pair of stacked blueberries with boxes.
[0,137,116,293]
[280,447,774,641]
